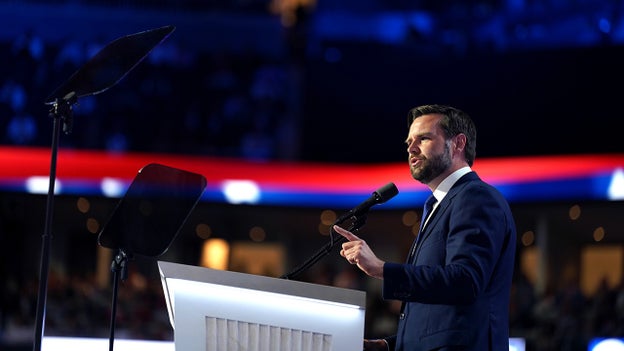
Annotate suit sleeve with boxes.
[384,335,396,350]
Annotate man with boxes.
[334,104,516,351]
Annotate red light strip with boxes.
[0,146,622,192]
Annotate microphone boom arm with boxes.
[279,213,368,280]
[279,182,398,280]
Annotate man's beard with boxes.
[410,141,452,184]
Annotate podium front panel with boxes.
[158,261,366,351]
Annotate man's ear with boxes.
[453,133,467,153]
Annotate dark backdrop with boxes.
[301,43,623,163]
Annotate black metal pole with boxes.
[33,94,75,351]
[32,111,63,351]
[108,250,129,351]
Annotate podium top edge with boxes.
[157,260,366,308]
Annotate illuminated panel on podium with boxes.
[159,261,366,351]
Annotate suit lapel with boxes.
[410,172,479,261]
[412,199,445,251]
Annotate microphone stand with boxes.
[280,213,368,280]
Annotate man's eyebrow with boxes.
[407,131,433,141]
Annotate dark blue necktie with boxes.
[419,195,437,232]
[407,195,437,261]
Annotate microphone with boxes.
[335,182,399,224]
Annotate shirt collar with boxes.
[432,166,471,203]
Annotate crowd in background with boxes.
[3,261,624,351]
[0,28,299,161]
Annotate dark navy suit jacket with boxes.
[383,172,516,351]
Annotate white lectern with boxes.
[158,261,366,351]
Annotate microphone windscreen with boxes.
[376,182,399,203]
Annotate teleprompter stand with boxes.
[33,25,175,351]
[97,163,206,351]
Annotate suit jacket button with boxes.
[399,313,405,320]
